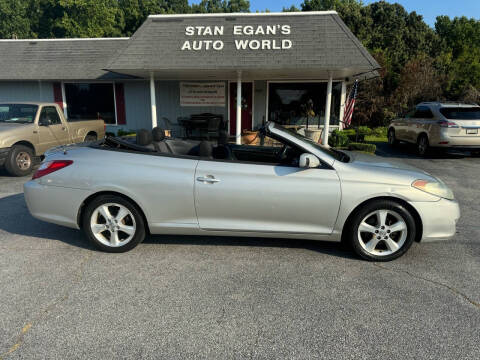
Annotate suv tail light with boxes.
[438,120,459,128]
[32,160,73,179]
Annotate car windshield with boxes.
[440,107,480,120]
[271,123,350,162]
[0,104,38,124]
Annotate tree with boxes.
[192,0,249,13]
[0,0,33,38]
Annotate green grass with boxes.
[365,135,388,143]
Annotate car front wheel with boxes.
[83,195,146,252]
[349,200,416,261]
[388,129,398,146]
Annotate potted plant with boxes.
[242,129,259,145]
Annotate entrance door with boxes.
[229,82,253,135]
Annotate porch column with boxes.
[149,72,157,129]
[322,73,333,146]
[236,71,242,145]
[339,81,347,130]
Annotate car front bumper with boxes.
[24,180,93,229]
[0,147,10,166]
[409,198,461,242]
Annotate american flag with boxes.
[343,80,358,128]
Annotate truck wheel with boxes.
[84,133,97,142]
[5,145,34,176]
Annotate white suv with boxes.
[388,102,480,156]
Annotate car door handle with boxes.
[196,176,220,184]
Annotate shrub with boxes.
[329,129,350,147]
[348,142,377,153]
[372,127,388,138]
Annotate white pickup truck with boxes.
[0,102,105,176]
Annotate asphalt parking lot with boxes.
[0,145,479,359]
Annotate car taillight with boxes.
[438,120,459,128]
[32,160,73,180]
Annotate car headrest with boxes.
[152,127,166,142]
[218,131,229,145]
[136,129,152,146]
[199,141,213,158]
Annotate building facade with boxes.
[0,11,379,143]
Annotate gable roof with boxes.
[108,11,380,80]
[0,38,131,81]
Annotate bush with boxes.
[348,142,376,153]
[372,127,388,138]
[329,129,350,147]
[117,129,136,137]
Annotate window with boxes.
[268,82,342,127]
[413,106,434,119]
[65,83,116,124]
[440,107,480,120]
[40,106,61,125]
[0,104,38,124]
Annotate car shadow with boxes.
[0,193,356,260]
[374,142,474,160]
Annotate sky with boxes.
[189,0,480,26]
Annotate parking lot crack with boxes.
[372,263,480,309]
[0,252,93,359]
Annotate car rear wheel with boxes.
[388,129,398,146]
[5,145,34,176]
[417,134,429,156]
[349,200,416,261]
[83,195,146,253]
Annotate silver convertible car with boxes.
[24,122,460,261]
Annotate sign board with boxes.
[180,82,226,107]
[181,25,293,51]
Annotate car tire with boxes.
[348,200,416,261]
[82,195,146,253]
[4,145,34,176]
[388,129,398,146]
[417,134,429,156]
[84,133,97,142]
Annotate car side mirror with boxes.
[299,153,320,168]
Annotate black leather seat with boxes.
[152,127,172,153]
[199,141,213,159]
[213,131,234,160]
[136,129,155,150]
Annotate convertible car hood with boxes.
[342,151,432,176]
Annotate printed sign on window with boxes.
[180,82,226,107]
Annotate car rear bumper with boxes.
[434,133,480,148]
[24,180,92,229]
[0,147,10,166]
[409,198,460,242]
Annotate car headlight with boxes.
[412,179,454,200]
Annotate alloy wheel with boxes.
[418,136,428,155]
[90,203,136,247]
[388,131,395,145]
[357,209,408,256]
[16,152,31,170]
